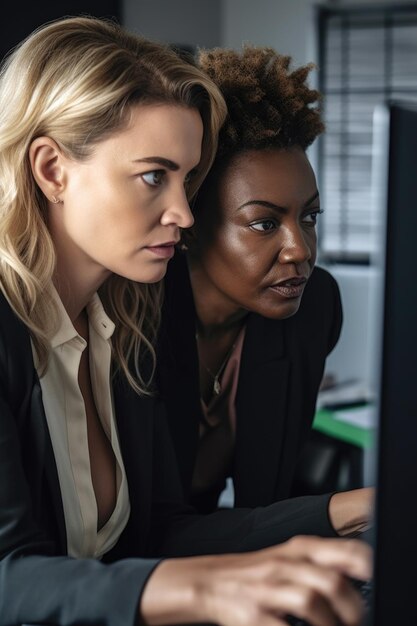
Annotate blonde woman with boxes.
[0,17,370,626]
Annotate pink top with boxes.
[191,326,246,496]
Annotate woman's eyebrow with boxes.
[237,190,320,213]
[304,190,320,206]
[237,199,286,213]
[131,156,179,170]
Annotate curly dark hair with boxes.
[197,45,324,163]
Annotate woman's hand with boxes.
[328,487,375,537]
[140,535,372,626]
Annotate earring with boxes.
[51,196,61,204]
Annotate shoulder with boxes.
[158,251,196,368]
[0,290,24,345]
[160,251,195,331]
[0,289,30,344]
[0,290,33,392]
[293,265,343,353]
[304,265,341,303]
[163,250,191,295]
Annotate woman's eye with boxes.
[141,170,165,187]
[303,209,323,226]
[250,219,277,232]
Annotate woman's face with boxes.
[192,147,320,320]
[46,103,203,285]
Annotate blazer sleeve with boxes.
[0,388,160,626]
[148,402,338,558]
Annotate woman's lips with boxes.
[145,243,176,258]
[269,277,307,299]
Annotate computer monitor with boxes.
[368,101,417,625]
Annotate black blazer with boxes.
[0,291,337,626]
[157,253,343,511]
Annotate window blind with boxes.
[317,4,417,263]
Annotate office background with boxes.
[2,0,416,396]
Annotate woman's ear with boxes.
[29,137,66,204]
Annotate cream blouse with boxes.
[31,289,130,559]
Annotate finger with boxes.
[278,536,373,581]
[268,559,365,626]
[264,583,339,626]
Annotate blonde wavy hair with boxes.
[0,16,226,394]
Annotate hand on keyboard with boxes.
[286,577,373,626]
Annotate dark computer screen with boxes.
[370,101,417,625]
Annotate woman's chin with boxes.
[257,298,303,320]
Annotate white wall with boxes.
[323,264,380,390]
[123,0,222,48]
[222,0,318,64]
[122,0,319,60]
[333,0,415,4]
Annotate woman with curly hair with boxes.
[0,20,371,626]
[158,46,373,532]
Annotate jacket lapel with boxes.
[157,253,201,496]
[29,381,67,551]
[234,314,291,507]
[112,374,155,555]
[3,294,68,552]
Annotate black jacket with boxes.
[0,290,337,626]
[157,253,343,511]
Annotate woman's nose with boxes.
[160,188,194,229]
[278,224,312,265]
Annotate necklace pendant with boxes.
[213,378,221,395]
